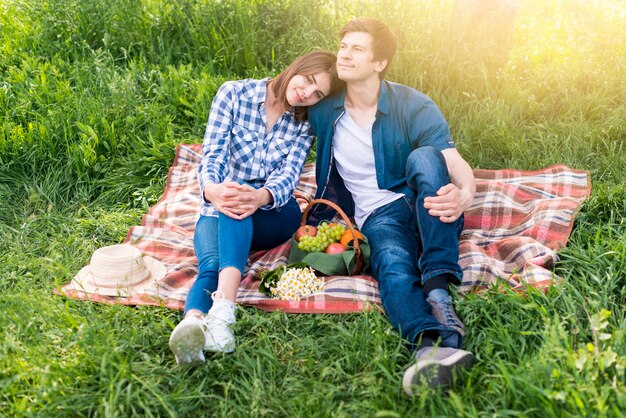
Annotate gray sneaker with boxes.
[426,289,465,337]
[402,346,474,395]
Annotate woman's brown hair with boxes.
[270,50,344,121]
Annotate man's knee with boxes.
[407,146,446,174]
[406,146,450,189]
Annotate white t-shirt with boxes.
[333,111,404,229]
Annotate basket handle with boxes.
[300,198,363,275]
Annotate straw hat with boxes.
[72,244,167,296]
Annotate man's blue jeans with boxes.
[185,197,301,314]
[361,146,464,348]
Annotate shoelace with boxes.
[438,299,460,326]
[207,309,229,326]
[184,313,212,334]
[205,307,233,346]
[207,304,234,330]
[211,290,225,301]
[209,290,235,323]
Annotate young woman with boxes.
[169,51,344,365]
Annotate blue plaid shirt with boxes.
[198,78,315,217]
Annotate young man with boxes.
[307,18,476,395]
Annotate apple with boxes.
[295,225,317,242]
[325,243,347,254]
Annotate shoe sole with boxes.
[204,337,235,354]
[402,350,474,396]
[169,323,206,365]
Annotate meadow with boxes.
[1,0,625,416]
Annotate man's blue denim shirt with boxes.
[307,80,454,221]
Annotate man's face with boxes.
[337,31,387,83]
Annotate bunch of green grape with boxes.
[321,222,347,242]
[297,222,346,252]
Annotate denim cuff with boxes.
[218,263,246,276]
[408,325,462,351]
[422,268,462,286]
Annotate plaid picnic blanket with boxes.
[57,144,591,313]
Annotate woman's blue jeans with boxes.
[185,197,301,314]
[361,146,464,348]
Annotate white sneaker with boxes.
[204,291,237,353]
[169,315,208,365]
[169,292,237,364]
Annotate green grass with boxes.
[1,0,626,416]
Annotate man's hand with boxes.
[423,183,472,223]
[203,182,272,220]
[429,148,476,223]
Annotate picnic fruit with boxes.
[296,221,347,252]
[340,229,364,247]
[325,243,347,254]
[320,221,346,242]
[295,225,317,242]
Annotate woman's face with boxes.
[285,71,332,107]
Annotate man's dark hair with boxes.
[339,18,397,79]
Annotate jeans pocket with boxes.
[402,194,416,212]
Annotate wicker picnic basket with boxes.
[288,199,369,276]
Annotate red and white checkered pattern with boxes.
[57,144,591,313]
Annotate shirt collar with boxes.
[377,80,390,115]
[331,80,390,114]
[331,88,346,110]
[242,77,270,105]
[248,77,296,115]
